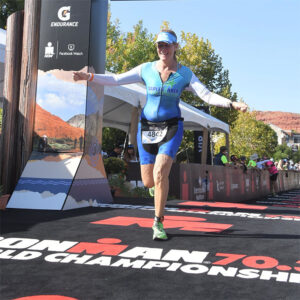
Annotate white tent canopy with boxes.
[103,72,230,134]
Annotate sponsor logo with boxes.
[148,86,179,96]
[231,183,239,191]
[0,236,299,284]
[91,216,232,233]
[68,44,75,51]
[192,176,209,200]
[216,180,225,192]
[51,6,79,27]
[58,6,71,21]
[44,42,55,58]
[58,43,83,57]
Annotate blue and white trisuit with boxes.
[90,61,232,165]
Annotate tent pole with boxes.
[226,133,230,159]
[201,128,208,164]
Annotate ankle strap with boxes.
[154,216,164,223]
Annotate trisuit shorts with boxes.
[137,118,183,165]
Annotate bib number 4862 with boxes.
[142,128,168,144]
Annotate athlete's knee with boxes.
[153,167,165,185]
[141,173,154,188]
[143,178,154,188]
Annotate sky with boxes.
[109,0,300,113]
[36,73,86,121]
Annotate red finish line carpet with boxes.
[1,190,300,300]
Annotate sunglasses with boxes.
[157,43,172,49]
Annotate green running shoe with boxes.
[152,221,168,240]
[149,186,155,197]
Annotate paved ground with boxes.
[0,190,300,300]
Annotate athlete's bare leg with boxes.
[141,164,155,188]
[153,154,173,218]
[140,155,173,218]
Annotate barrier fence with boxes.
[127,162,300,202]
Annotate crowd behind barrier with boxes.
[104,143,300,201]
[125,162,300,202]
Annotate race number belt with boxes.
[141,118,183,144]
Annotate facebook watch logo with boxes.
[58,6,71,21]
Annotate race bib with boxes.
[142,127,168,144]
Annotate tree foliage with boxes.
[220,111,278,158]
[106,16,157,73]
[102,127,126,154]
[273,144,300,163]
[178,32,239,125]
[0,0,24,29]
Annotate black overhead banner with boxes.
[193,106,211,164]
[194,130,204,163]
[38,0,91,72]
[194,131,212,164]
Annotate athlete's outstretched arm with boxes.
[187,73,248,111]
[73,65,143,86]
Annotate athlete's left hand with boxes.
[232,102,248,112]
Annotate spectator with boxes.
[247,153,259,168]
[230,155,241,169]
[256,156,269,170]
[213,146,230,166]
[101,150,108,159]
[123,144,138,163]
[265,160,279,196]
[79,136,84,151]
[108,144,123,158]
[38,135,48,152]
[240,156,248,172]
[282,159,289,170]
[277,159,284,170]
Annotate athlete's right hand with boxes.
[72,72,89,81]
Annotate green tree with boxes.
[292,150,300,163]
[216,111,278,158]
[0,0,24,29]
[175,31,242,161]
[178,32,239,125]
[106,19,156,73]
[273,144,300,163]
